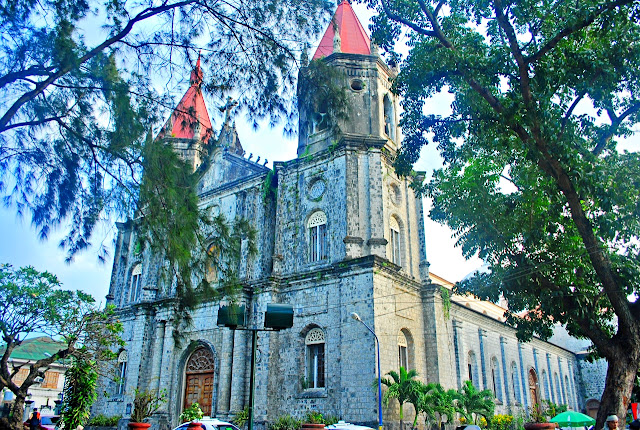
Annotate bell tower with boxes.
[296,0,402,157]
[157,55,213,171]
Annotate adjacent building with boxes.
[1,337,67,420]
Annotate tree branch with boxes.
[0,0,196,134]
[378,0,437,38]
[525,0,635,65]
[593,101,640,155]
[0,65,54,90]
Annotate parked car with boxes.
[23,414,62,430]
[172,418,240,430]
[325,421,375,430]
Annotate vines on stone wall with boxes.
[441,286,451,319]
[298,59,350,137]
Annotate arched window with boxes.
[383,94,395,141]
[468,351,478,386]
[529,368,540,405]
[510,361,521,404]
[491,357,502,402]
[389,216,401,266]
[305,328,326,389]
[564,375,571,406]
[398,331,408,370]
[130,264,142,302]
[312,99,329,134]
[554,372,562,403]
[308,211,328,262]
[116,350,127,395]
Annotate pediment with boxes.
[198,149,269,195]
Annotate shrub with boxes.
[304,412,324,424]
[490,415,514,430]
[87,414,122,426]
[233,407,250,429]
[270,415,302,430]
[180,403,204,422]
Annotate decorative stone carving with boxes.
[186,347,214,373]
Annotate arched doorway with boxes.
[529,368,540,405]
[586,399,600,418]
[184,347,215,416]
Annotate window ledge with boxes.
[296,389,327,399]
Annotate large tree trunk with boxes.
[596,348,640,430]
[7,394,26,430]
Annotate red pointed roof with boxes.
[313,0,370,60]
[160,55,213,142]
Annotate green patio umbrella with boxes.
[550,411,596,427]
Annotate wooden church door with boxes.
[184,347,215,416]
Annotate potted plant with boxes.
[524,403,557,430]
[128,389,167,430]
[302,412,326,430]
[180,403,204,428]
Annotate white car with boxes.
[325,421,375,430]
[173,418,241,430]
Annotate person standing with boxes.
[28,408,41,430]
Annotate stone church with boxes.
[93,1,598,428]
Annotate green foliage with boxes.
[440,287,451,319]
[528,404,548,424]
[298,59,350,136]
[130,388,167,423]
[366,0,640,422]
[262,169,278,204]
[137,137,258,343]
[301,412,338,425]
[60,356,98,430]
[87,414,122,427]
[323,415,339,425]
[0,0,332,263]
[456,381,495,425]
[233,407,250,429]
[304,411,324,424]
[0,264,123,430]
[528,401,568,423]
[543,400,567,418]
[415,382,460,429]
[381,366,423,426]
[269,415,302,430]
[180,402,204,422]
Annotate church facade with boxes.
[93,2,595,429]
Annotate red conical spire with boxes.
[313,0,370,59]
[160,55,212,142]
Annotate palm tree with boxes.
[381,367,422,430]
[456,380,495,425]
[416,383,460,430]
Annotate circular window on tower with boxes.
[308,179,326,200]
[390,183,402,206]
[350,78,365,92]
